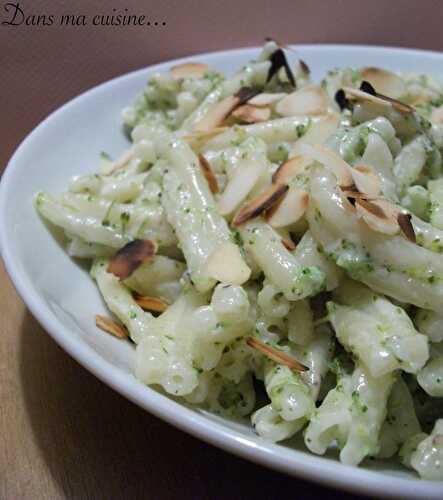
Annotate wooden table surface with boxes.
[0,261,359,499]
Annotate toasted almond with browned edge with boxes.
[248,92,286,107]
[108,239,157,280]
[298,143,353,188]
[247,337,307,371]
[183,127,228,147]
[355,198,400,235]
[105,149,133,175]
[351,164,381,198]
[193,95,240,132]
[281,238,296,251]
[267,48,296,87]
[342,86,413,114]
[134,295,169,313]
[217,159,264,216]
[360,67,406,99]
[275,85,329,117]
[272,155,312,184]
[232,184,289,227]
[95,315,128,339]
[170,62,209,80]
[204,241,251,285]
[232,104,271,123]
[397,213,416,243]
[266,187,309,228]
[431,106,443,124]
[198,154,219,194]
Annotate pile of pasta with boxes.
[36,41,443,479]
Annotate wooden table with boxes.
[0,261,358,499]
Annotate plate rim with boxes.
[1,43,443,498]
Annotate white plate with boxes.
[1,44,443,499]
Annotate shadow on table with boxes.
[19,310,358,500]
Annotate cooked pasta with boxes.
[36,41,443,480]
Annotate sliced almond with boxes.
[95,315,128,339]
[275,85,329,117]
[204,241,251,285]
[104,149,134,175]
[265,187,309,228]
[431,105,443,124]
[397,213,416,243]
[108,239,157,280]
[360,67,406,99]
[342,86,413,115]
[281,237,296,251]
[355,198,400,235]
[267,48,296,87]
[198,154,219,194]
[248,92,286,107]
[134,295,169,313]
[232,104,271,124]
[342,189,375,201]
[291,114,340,155]
[183,126,228,147]
[298,143,353,188]
[246,337,307,372]
[432,434,443,447]
[351,164,381,198]
[217,160,264,216]
[272,155,312,185]
[232,183,289,227]
[170,62,209,80]
[299,59,310,75]
[193,95,240,132]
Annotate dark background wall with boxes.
[1,0,443,170]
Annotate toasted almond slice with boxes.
[397,213,416,243]
[235,87,262,105]
[232,104,271,124]
[95,315,128,339]
[198,154,219,194]
[246,337,307,371]
[135,295,169,313]
[248,92,286,107]
[272,155,312,185]
[299,59,310,75]
[193,95,240,132]
[431,105,443,124]
[170,62,209,80]
[342,189,375,201]
[232,184,289,227]
[342,86,413,114]
[281,237,296,251]
[351,164,381,198]
[217,160,264,216]
[291,114,340,155]
[267,48,296,87]
[104,149,134,175]
[275,85,329,117]
[298,143,353,188]
[355,198,400,235]
[204,241,251,285]
[360,67,406,99]
[108,239,157,280]
[183,126,228,146]
[265,187,309,228]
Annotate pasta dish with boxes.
[35,41,443,480]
